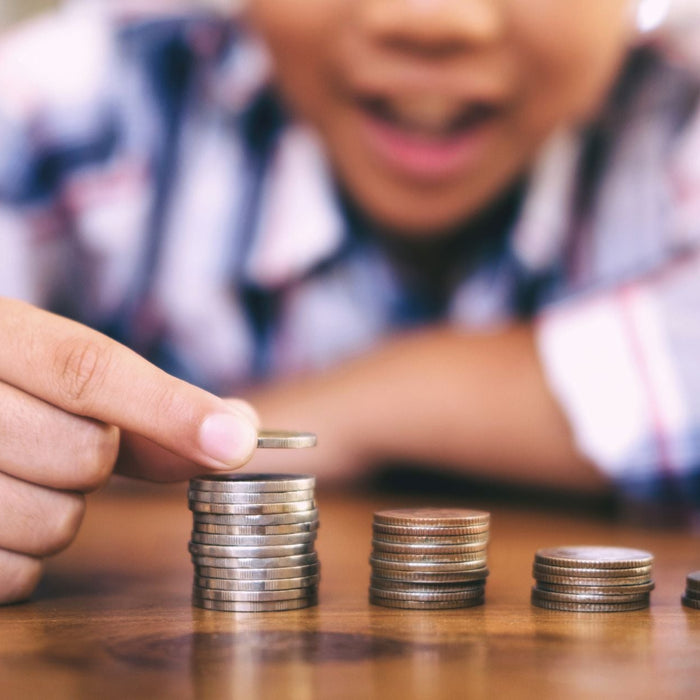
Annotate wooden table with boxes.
[1,480,699,699]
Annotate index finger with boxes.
[0,299,258,471]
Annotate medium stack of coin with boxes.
[531,546,655,612]
[681,571,700,610]
[188,473,319,612]
[369,508,490,609]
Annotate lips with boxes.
[351,91,504,181]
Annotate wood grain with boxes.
[0,479,698,700]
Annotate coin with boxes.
[192,552,318,568]
[193,594,318,612]
[681,589,700,601]
[372,540,487,555]
[193,585,317,602]
[371,551,487,565]
[531,596,649,613]
[188,488,314,504]
[188,542,314,558]
[369,594,484,610]
[257,430,317,449]
[536,581,655,595]
[532,563,653,578]
[190,474,316,493]
[373,532,489,546]
[686,571,700,591]
[188,499,316,515]
[369,586,484,602]
[193,509,319,526]
[372,523,490,537]
[369,556,488,573]
[190,531,317,547]
[194,563,320,580]
[534,546,654,569]
[532,572,653,587]
[193,520,319,535]
[370,577,485,594]
[373,508,489,528]
[370,567,489,584]
[195,575,320,591]
[681,596,700,610]
[531,587,650,605]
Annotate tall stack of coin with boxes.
[681,571,700,610]
[531,546,654,612]
[188,472,320,612]
[369,508,490,609]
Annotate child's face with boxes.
[247,0,633,236]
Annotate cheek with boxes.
[509,0,632,125]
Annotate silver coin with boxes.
[188,499,316,515]
[193,520,319,535]
[686,571,700,591]
[372,523,490,537]
[188,541,314,558]
[190,531,317,546]
[531,587,650,605]
[193,594,318,612]
[369,594,484,610]
[534,546,654,569]
[192,552,318,569]
[372,532,489,546]
[533,562,653,579]
[681,596,700,610]
[257,430,317,449]
[190,473,316,493]
[531,597,649,613]
[533,572,653,587]
[368,586,485,602]
[188,488,314,504]
[369,577,485,594]
[369,556,488,573]
[193,585,317,602]
[536,581,655,596]
[194,563,320,580]
[195,574,320,591]
[193,509,319,526]
[370,566,489,584]
[371,551,487,565]
[373,508,490,527]
[372,539,487,555]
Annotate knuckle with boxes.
[41,493,86,556]
[0,553,43,605]
[54,337,112,411]
[73,422,120,492]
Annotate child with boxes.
[0,0,698,603]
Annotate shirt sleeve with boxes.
[536,250,700,493]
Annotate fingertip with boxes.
[198,412,258,470]
[225,398,261,429]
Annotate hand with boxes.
[0,298,259,604]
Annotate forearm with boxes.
[248,324,610,492]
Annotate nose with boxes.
[357,0,504,55]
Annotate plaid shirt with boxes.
[1,1,700,502]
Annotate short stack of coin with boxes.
[531,546,654,612]
[188,473,319,612]
[369,508,490,609]
[681,571,700,610]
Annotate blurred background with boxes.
[1,0,55,27]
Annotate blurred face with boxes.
[247,0,633,236]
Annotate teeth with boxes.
[388,97,464,132]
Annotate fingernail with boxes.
[199,413,258,467]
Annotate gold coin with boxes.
[373,508,489,528]
[534,546,653,569]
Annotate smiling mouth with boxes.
[356,95,501,141]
